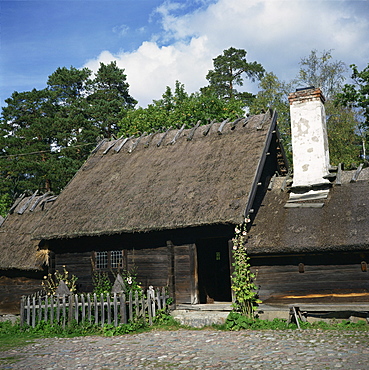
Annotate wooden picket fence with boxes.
[20,286,169,328]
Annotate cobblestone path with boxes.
[1,329,368,369]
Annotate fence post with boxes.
[20,296,25,327]
[120,292,127,324]
[148,286,156,318]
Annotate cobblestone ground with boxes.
[1,329,369,369]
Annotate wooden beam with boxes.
[169,124,185,145]
[187,120,201,141]
[203,119,216,136]
[18,190,38,215]
[115,135,134,153]
[128,133,146,153]
[350,163,364,183]
[157,127,171,147]
[336,163,343,186]
[217,118,229,135]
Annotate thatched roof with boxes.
[247,167,369,255]
[0,193,56,270]
[34,112,280,239]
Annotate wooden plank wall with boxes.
[55,252,93,292]
[127,246,170,289]
[0,275,43,314]
[251,253,369,304]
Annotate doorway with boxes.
[196,237,232,303]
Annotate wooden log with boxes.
[143,133,154,148]
[103,140,118,155]
[17,190,38,214]
[114,135,134,153]
[350,163,364,183]
[156,127,171,147]
[91,139,107,154]
[169,124,185,145]
[203,119,216,136]
[187,120,201,141]
[9,193,25,214]
[217,118,229,135]
[128,133,145,153]
[336,163,343,186]
[156,288,161,310]
[230,117,243,130]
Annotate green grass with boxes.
[0,313,368,352]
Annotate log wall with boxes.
[251,252,369,304]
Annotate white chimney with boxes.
[288,87,330,188]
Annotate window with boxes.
[95,250,123,270]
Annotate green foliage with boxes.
[0,62,136,203]
[42,266,78,295]
[249,72,293,160]
[0,193,11,217]
[295,49,347,100]
[204,47,264,106]
[92,271,113,295]
[118,81,244,137]
[231,221,261,319]
[336,63,369,159]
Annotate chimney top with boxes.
[288,87,325,105]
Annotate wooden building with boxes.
[32,110,288,304]
[0,193,56,314]
[248,88,369,310]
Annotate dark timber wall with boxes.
[251,251,369,304]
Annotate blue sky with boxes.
[1,0,369,108]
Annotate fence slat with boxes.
[81,294,86,322]
[107,294,111,326]
[20,286,169,328]
[100,294,105,327]
[128,291,133,323]
[113,293,118,327]
[120,292,127,324]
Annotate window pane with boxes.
[96,251,108,269]
[111,250,123,268]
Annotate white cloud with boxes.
[84,0,369,106]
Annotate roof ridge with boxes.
[99,113,268,156]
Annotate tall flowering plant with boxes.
[231,219,261,319]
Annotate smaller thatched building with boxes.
[0,193,56,314]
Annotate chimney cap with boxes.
[295,86,315,92]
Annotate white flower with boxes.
[233,245,237,250]
[127,277,132,285]
[245,217,251,223]
[242,231,247,236]
[235,227,241,234]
